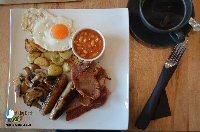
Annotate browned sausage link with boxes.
[40,74,68,115]
[49,82,77,120]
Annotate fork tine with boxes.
[174,46,185,61]
[170,47,183,61]
[174,44,185,57]
[172,43,182,57]
[166,38,188,66]
[174,41,186,55]
[177,46,186,60]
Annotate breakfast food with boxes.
[49,82,77,120]
[48,64,63,76]
[66,87,110,121]
[16,8,110,122]
[66,62,110,120]
[22,8,74,51]
[72,62,102,100]
[26,52,41,64]
[24,38,78,76]
[15,64,57,109]
[40,74,69,115]
[25,39,47,53]
[73,29,104,60]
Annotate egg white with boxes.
[32,15,74,51]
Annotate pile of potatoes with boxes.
[25,39,81,76]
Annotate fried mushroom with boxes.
[23,87,48,107]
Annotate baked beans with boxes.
[73,29,104,59]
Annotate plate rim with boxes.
[6,8,130,130]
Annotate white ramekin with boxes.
[71,28,106,62]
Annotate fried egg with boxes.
[22,9,74,51]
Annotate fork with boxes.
[135,38,188,129]
[165,39,188,68]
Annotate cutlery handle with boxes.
[135,65,177,129]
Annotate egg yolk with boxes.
[51,24,69,40]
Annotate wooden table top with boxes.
[0,0,200,131]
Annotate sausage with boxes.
[49,81,77,120]
[40,74,68,115]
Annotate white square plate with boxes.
[7,9,129,130]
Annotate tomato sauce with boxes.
[73,29,104,59]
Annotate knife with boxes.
[135,38,188,129]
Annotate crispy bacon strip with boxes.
[66,62,110,121]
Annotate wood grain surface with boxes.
[0,0,200,131]
[0,0,82,5]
